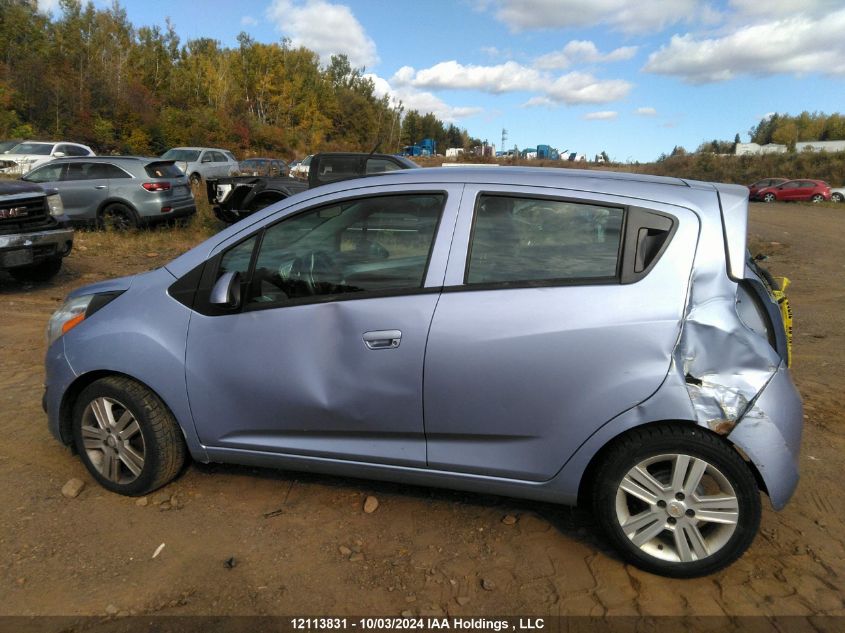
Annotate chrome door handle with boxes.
[363,330,402,350]
[94,185,107,189]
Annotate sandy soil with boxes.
[1,203,844,617]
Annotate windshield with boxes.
[161,149,200,162]
[9,142,53,155]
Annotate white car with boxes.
[160,147,239,185]
[0,141,95,175]
[831,186,844,203]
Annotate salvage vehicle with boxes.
[1,181,73,281]
[44,167,800,577]
[208,152,418,224]
[830,186,844,203]
[22,156,195,230]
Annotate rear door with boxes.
[423,185,700,481]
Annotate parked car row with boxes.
[748,177,836,203]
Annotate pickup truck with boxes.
[0,181,74,282]
[207,152,419,224]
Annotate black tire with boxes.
[832,192,844,203]
[591,424,761,578]
[100,203,138,231]
[72,376,187,496]
[9,256,62,282]
[762,193,776,203]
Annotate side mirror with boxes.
[210,271,242,309]
[52,151,66,157]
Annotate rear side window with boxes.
[94,163,131,178]
[145,162,184,178]
[466,195,624,285]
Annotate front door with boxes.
[185,186,461,466]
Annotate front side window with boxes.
[23,163,65,183]
[466,195,624,285]
[225,193,444,308]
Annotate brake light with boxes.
[142,182,171,191]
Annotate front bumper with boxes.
[0,226,74,267]
[728,363,803,510]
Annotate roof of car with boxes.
[168,147,232,151]
[50,155,173,163]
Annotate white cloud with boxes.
[521,96,556,108]
[396,61,543,93]
[37,0,62,13]
[364,73,482,123]
[583,110,618,120]
[729,0,840,19]
[241,15,258,26]
[635,106,657,116]
[534,40,637,70]
[393,62,632,105]
[491,0,700,34]
[644,9,845,83]
[267,0,378,68]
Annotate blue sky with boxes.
[44,0,845,161]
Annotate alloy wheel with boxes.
[615,453,739,563]
[80,397,146,484]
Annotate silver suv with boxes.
[43,167,801,577]
[160,147,238,185]
[22,156,195,229]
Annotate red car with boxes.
[748,177,787,198]
[754,179,831,203]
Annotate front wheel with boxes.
[72,376,187,496]
[811,194,824,203]
[832,192,844,203]
[762,193,776,203]
[592,424,761,577]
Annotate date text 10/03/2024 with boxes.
[290,618,545,631]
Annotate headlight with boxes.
[46,193,64,216]
[46,291,124,346]
[47,294,93,346]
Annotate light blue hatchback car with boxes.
[44,167,802,577]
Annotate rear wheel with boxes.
[592,424,761,577]
[832,192,844,203]
[762,193,776,203]
[100,203,138,231]
[72,376,187,496]
[9,256,62,282]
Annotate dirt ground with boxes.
[1,202,844,618]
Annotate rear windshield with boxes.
[10,142,53,155]
[161,149,200,162]
[145,161,184,178]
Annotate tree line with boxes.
[0,0,479,157]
